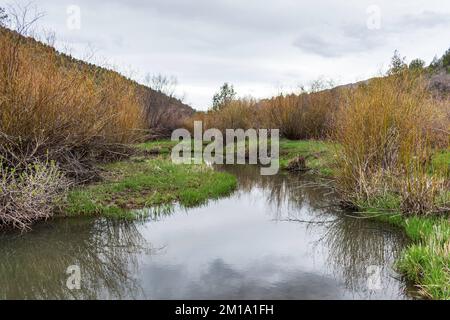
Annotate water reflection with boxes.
[0,165,416,299]
[216,164,341,218]
[0,219,156,299]
[213,165,413,298]
[321,216,411,297]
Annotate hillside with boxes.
[0,24,198,186]
[0,27,195,137]
[429,70,450,96]
[334,52,450,98]
[335,71,450,99]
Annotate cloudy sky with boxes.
[5,0,450,110]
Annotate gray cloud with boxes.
[293,10,450,58]
[398,10,450,30]
[293,26,384,58]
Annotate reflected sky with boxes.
[0,165,417,299]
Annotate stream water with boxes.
[0,165,419,299]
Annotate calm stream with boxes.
[0,165,418,299]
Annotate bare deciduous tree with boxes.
[144,73,179,99]
[6,2,45,36]
[0,7,8,26]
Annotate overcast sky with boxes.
[5,0,450,110]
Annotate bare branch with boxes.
[7,1,45,36]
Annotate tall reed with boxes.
[185,89,339,140]
[258,89,339,139]
[184,98,257,133]
[0,28,144,180]
[333,72,449,215]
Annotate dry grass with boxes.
[333,72,449,215]
[0,28,145,181]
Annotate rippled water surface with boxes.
[0,165,418,299]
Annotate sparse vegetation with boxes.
[360,207,450,299]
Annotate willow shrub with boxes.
[185,89,339,141]
[333,72,449,215]
[184,98,257,133]
[258,89,339,139]
[0,29,144,180]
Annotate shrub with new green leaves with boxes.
[212,83,237,111]
[409,58,426,71]
[442,48,450,72]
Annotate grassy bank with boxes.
[64,156,237,219]
[327,71,448,299]
[346,148,449,299]
[291,139,448,299]
[360,207,449,299]
[278,139,336,175]
[285,141,449,298]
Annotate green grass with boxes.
[431,149,450,177]
[358,195,449,299]
[278,139,337,175]
[397,217,449,300]
[64,157,237,219]
[136,139,211,155]
[136,139,179,155]
[331,146,449,299]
